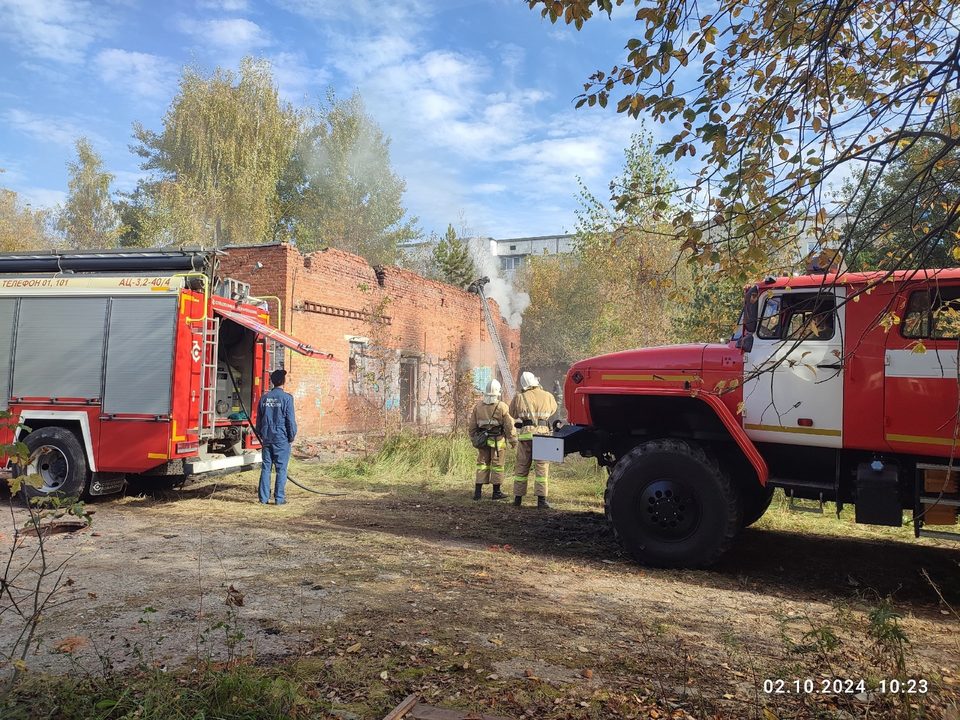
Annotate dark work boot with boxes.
[491,484,507,500]
[537,496,552,509]
[513,496,522,507]
[473,484,483,501]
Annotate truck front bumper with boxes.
[532,425,593,463]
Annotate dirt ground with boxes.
[2,458,960,720]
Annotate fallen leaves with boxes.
[54,636,87,654]
[225,584,245,607]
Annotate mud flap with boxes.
[89,472,126,496]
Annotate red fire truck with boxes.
[535,268,960,567]
[0,248,330,498]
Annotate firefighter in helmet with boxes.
[509,371,558,508]
[469,378,516,501]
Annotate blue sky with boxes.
[0,0,656,240]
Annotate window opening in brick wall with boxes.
[472,366,492,392]
[348,340,370,395]
[266,339,285,372]
[399,356,419,424]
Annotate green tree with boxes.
[841,110,960,271]
[277,91,418,264]
[114,189,148,247]
[672,267,744,343]
[574,132,679,355]
[530,0,960,278]
[0,180,54,252]
[133,57,299,247]
[57,138,120,250]
[519,253,601,369]
[430,224,476,287]
[521,132,681,367]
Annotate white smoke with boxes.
[467,237,530,329]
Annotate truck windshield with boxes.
[730,312,744,343]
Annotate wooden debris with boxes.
[383,694,420,720]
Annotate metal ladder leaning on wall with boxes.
[474,284,516,398]
[198,316,220,440]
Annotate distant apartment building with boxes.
[488,234,577,277]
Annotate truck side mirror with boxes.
[742,285,760,335]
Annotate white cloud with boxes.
[353,48,544,163]
[94,49,178,101]
[197,0,249,10]
[271,0,643,239]
[2,109,105,149]
[0,0,110,63]
[18,187,67,209]
[110,169,146,193]
[273,0,431,29]
[474,183,507,194]
[504,136,611,194]
[177,17,271,52]
[330,33,418,78]
[267,52,329,103]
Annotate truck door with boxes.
[743,287,844,448]
[884,283,960,453]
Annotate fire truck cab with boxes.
[0,248,330,498]
[536,269,960,567]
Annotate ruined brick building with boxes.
[219,243,521,440]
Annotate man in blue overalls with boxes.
[256,369,297,505]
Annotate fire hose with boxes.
[226,364,347,497]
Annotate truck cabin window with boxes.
[902,285,960,339]
[756,292,836,341]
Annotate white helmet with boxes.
[519,371,540,391]
[483,378,502,404]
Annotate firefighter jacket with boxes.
[256,386,298,445]
[470,400,516,441]
[509,387,558,441]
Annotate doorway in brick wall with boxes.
[399,356,419,424]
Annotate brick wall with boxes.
[218,243,521,439]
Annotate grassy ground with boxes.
[2,433,959,720]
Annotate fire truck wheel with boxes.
[740,484,775,528]
[604,439,742,568]
[18,427,89,500]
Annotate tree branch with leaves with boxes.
[530,0,960,280]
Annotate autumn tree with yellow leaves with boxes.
[0,174,54,252]
[530,0,960,280]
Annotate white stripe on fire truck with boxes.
[885,349,959,378]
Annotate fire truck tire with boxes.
[18,427,89,500]
[740,484,775,528]
[604,439,742,568]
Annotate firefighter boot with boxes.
[492,484,508,500]
[513,496,522,507]
[473,484,483,501]
[537,496,552,510]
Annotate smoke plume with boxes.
[468,237,530,329]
